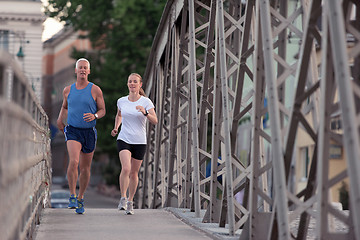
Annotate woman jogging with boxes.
[111,73,158,215]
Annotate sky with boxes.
[42,18,64,42]
[41,0,64,42]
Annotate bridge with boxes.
[0,51,50,240]
[1,0,360,239]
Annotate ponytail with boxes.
[139,87,146,97]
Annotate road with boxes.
[51,183,120,209]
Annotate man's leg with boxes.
[128,158,143,202]
[119,150,132,198]
[77,151,94,199]
[66,140,82,196]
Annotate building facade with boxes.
[0,0,44,102]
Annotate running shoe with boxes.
[76,198,85,214]
[118,197,127,210]
[68,194,77,209]
[125,201,134,215]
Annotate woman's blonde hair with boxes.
[129,73,146,97]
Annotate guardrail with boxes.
[139,0,360,239]
[0,51,51,240]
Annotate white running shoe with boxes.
[118,197,127,210]
[125,201,134,215]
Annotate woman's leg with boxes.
[119,150,132,198]
[128,158,143,202]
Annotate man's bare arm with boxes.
[56,86,70,131]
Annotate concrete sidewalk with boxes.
[36,187,241,240]
[34,208,212,240]
[166,208,241,240]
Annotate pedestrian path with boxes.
[34,208,212,240]
[38,186,241,240]
[166,208,241,240]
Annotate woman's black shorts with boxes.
[117,139,147,160]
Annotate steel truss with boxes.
[138,0,360,238]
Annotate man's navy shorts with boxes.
[64,125,97,153]
[117,139,147,160]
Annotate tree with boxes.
[45,0,166,183]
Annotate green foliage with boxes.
[45,0,114,45]
[45,0,166,176]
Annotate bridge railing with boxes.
[139,0,360,239]
[0,51,51,240]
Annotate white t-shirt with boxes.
[117,96,155,144]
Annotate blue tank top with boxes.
[67,82,97,128]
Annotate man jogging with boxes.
[56,58,105,214]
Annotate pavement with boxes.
[166,208,242,240]
[37,185,349,239]
[35,186,241,240]
[34,208,213,240]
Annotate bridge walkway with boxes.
[34,207,240,240]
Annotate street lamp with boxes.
[16,46,25,58]
[9,31,28,60]
[0,30,26,59]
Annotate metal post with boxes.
[188,0,201,218]
[317,10,334,238]
[216,0,235,235]
[258,0,290,239]
[327,1,360,238]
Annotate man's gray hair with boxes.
[76,58,90,69]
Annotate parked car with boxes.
[50,189,70,208]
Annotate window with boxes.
[0,30,9,51]
[0,65,3,96]
[300,147,310,180]
[330,117,342,130]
